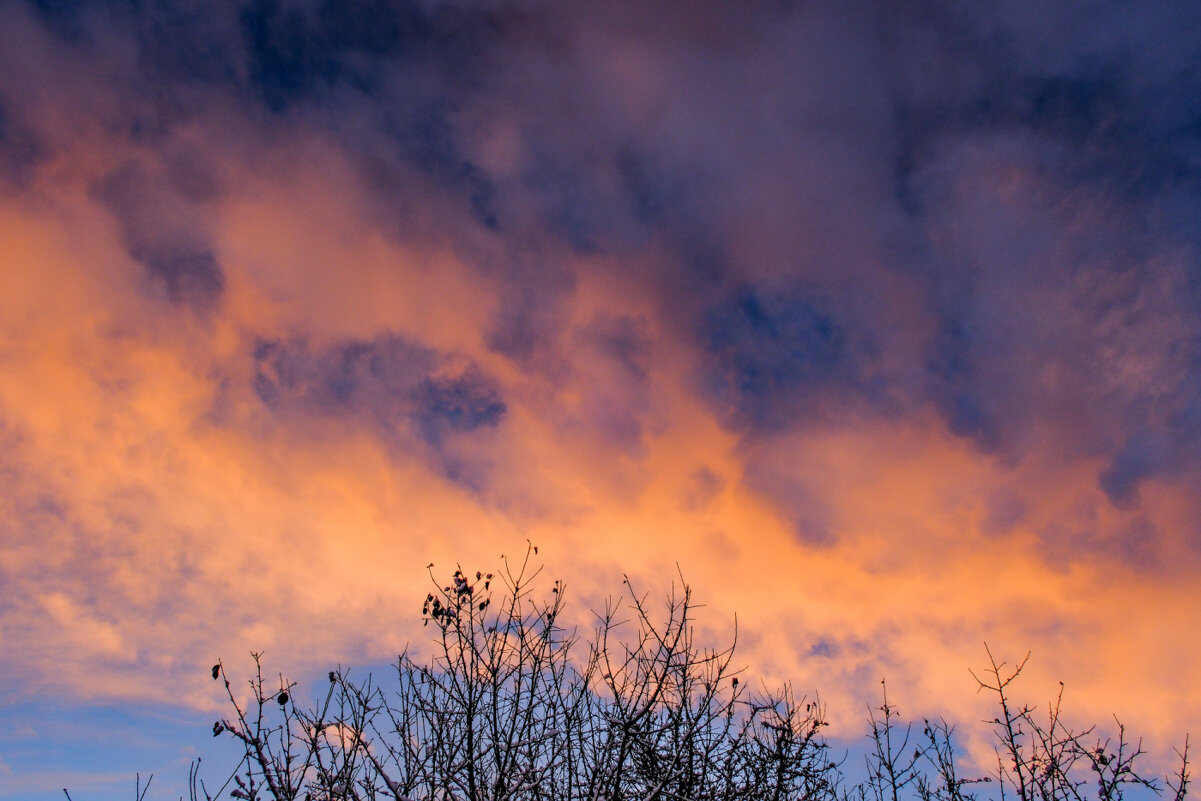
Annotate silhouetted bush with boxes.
[186,548,1190,801]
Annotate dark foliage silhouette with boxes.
[176,548,1188,801]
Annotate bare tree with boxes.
[970,645,1186,801]
[197,546,837,801]
[191,551,1190,801]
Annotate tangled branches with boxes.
[194,549,1190,801]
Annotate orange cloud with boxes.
[0,7,1198,797]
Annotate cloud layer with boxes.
[1,0,1200,793]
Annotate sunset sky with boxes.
[1,1,1200,798]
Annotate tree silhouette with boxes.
[187,547,1190,801]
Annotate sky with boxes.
[1,0,1200,797]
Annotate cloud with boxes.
[699,284,887,433]
[249,334,507,488]
[0,91,46,185]
[92,160,227,313]
[0,2,1199,790]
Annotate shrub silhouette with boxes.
[190,548,1190,801]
